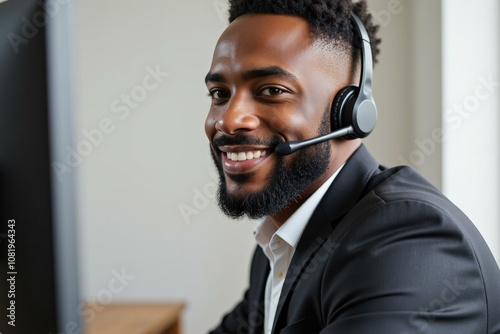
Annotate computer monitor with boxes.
[0,0,81,333]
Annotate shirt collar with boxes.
[254,165,344,249]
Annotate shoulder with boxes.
[318,165,500,330]
[336,165,493,287]
[350,165,472,232]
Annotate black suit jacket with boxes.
[209,145,500,333]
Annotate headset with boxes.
[275,13,377,156]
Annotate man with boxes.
[204,0,500,333]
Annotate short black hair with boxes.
[228,0,381,63]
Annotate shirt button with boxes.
[279,272,284,278]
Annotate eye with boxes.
[208,89,230,100]
[259,87,285,96]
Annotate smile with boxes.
[226,150,267,161]
[217,146,272,174]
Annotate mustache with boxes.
[212,134,283,149]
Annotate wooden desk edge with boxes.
[84,302,186,334]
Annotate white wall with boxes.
[364,0,414,169]
[365,0,442,188]
[75,1,499,334]
[442,0,500,262]
[410,0,442,188]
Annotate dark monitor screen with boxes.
[0,0,80,333]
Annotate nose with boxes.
[213,95,260,135]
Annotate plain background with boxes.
[74,1,500,333]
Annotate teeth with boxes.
[237,152,246,161]
[227,150,267,161]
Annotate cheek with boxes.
[270,110,324,141]
[298,100,331,138]
[259,104,300,139]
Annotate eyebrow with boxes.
[204,66,299,84]
[242,66,299,82]
[204,72,225,84]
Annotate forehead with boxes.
[210,14,317,74]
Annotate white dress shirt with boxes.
[253,166,343,334]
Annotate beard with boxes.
[210,108,332,220]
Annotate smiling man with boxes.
[205,0,500,333]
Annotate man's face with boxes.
[205,14,351,220]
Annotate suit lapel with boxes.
[319,144,381,222]
[249,247,270,334]
[271,204,334,332]
[271,145,381,332]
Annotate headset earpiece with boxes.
[330,13,377,140]
[331,86,358,139]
